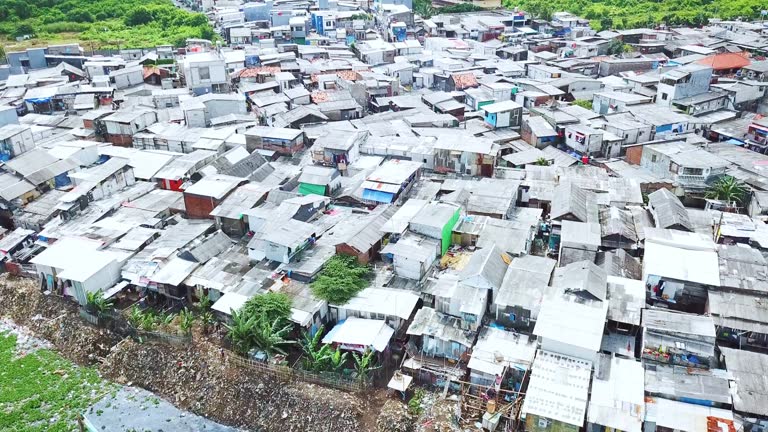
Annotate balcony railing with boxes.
[677,174,707,185]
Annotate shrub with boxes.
[311,255,371,305]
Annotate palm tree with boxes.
[706,176,747,208]
[533,157,551,166]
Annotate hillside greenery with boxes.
[509,0,767,31]
[414,0,486,18]
[0,0,215,50]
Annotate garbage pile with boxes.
[100,338,369,431]
[377,399,414,432]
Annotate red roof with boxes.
[696,52,751,71]
[236,66,281,78]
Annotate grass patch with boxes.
[0,332,114,431]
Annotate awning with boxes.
[298,182,327,196]
[362,188,395,203]
[103,280,129,299]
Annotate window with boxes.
[682,167,704,176]
[661,93,668,101]
[651,154,657,162]
[199,66,210,80]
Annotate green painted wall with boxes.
[441,208,461,255]
[299,183,327,196]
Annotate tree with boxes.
[85,291,113,318]
[124,7,153,26]
[14,24,35,38]
[301,326,349,372]
[242,292,292,327]
[599,16,613,31]
[226,306,295,358]
[352,348,379,382]
[225,308,258,355]
[311,255,371,305]
[199,310,215,335]
[533,157,551,166]
[178,308,195,334]
[66,9,94,22]
[706,175,747,208]
[251,318,295,357]
[301,325,336,371]
[606,38,627,55]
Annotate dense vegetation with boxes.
[0,0,215,49]
[416,0,766,31]
[414,0,486,19]
[510,0,767,30]
[311,255,371,305]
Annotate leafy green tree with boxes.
[533,157,551,166]
[66,9,95,22]
[301,325,331,371]
[199,310,215,334]
[328,347,349,372]
[599,16,613,31]
[124,6,153,26]
[311,255,371,305]
[14,23,35,37]
[242,292,292,327]
[706,176,747,207]
[301,326,350,372]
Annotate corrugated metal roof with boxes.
[648,188,692,231]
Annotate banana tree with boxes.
[301,325,333,371]
[199,310,216,335]
[178,308,195,334]
[225,309,257,355]
[251,317,296,358]
[352,348,379,382]
[85,291,114,318]
[328,348,349,372]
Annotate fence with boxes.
[226,352,373,393]
[78,306,192,345]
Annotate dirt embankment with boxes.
[0,276,385,432]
